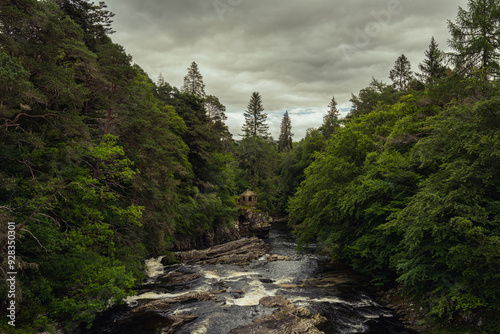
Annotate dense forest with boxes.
[0,0,499,333]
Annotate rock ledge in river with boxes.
[172,236,269,265]
[229,295,327,334]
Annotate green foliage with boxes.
[3,0,500,332]
[181,61,206,98]
[448,0,500,78]
[278,128,326,211]
[235,136,279,211]
[289,77,500,330]
[385,96,500,319]
[0,1,237,331]
[320,96,341,139]
[418,37,447,85]
[348,78,401,118]
[278,110,293,152]
[48,253,135,331]
[241,92,270,138]
[389,54,414,91]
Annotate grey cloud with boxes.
[104,0,468,139]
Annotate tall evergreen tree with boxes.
[278,111,293,152]
[389,54,413,91]
[321,95,341,138]
[418,37,447,84]
[448,0,500,78]
[181,61,206,98]
[241,92,270,138]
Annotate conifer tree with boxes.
[418,37,447,84]
[448,0,500,78]
[321,95,341,138]
[389,54,413,91]
[241,92,269,138]
[278,110,293,152]
[181,61,206,98]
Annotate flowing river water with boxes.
[86,222,417,333]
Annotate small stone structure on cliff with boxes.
[239,189,257,206]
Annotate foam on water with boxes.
[125,291,184,306]
[199,268,261,281]
[144,256,165,278]
[225,280,278,306]
[288,295,379,308]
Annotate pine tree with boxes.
[321,96,341,138]
[448,0,500,78]
[418,37,447,85]
[181,61,206,98]
[278,111,293,152]
[389,54,413,91]
[241,92,270,138]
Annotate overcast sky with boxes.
[103,0,468,140]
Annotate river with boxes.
[85,222,417,333]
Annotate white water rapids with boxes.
[86,223,416,334]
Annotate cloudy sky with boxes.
[103,0,468,140]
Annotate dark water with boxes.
[85,223,417,334]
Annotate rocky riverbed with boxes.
[85,222,417,334]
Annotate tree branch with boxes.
[18,160,36,182]
[2,112,59,129]
[20,228,47,252]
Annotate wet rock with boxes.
[172,208,272,251]
[174,237,269,265]
[303,274,353,287]
[158,271,201,285]
[132,292,216,313]
[229,296,327,334]
[271,215,289,224]
[267,254,292,262]
[160,314,198,334]
[260,278,274,284]
[237,209,272,237]
[259,295,290,308]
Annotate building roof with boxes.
[240,189,256,196]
